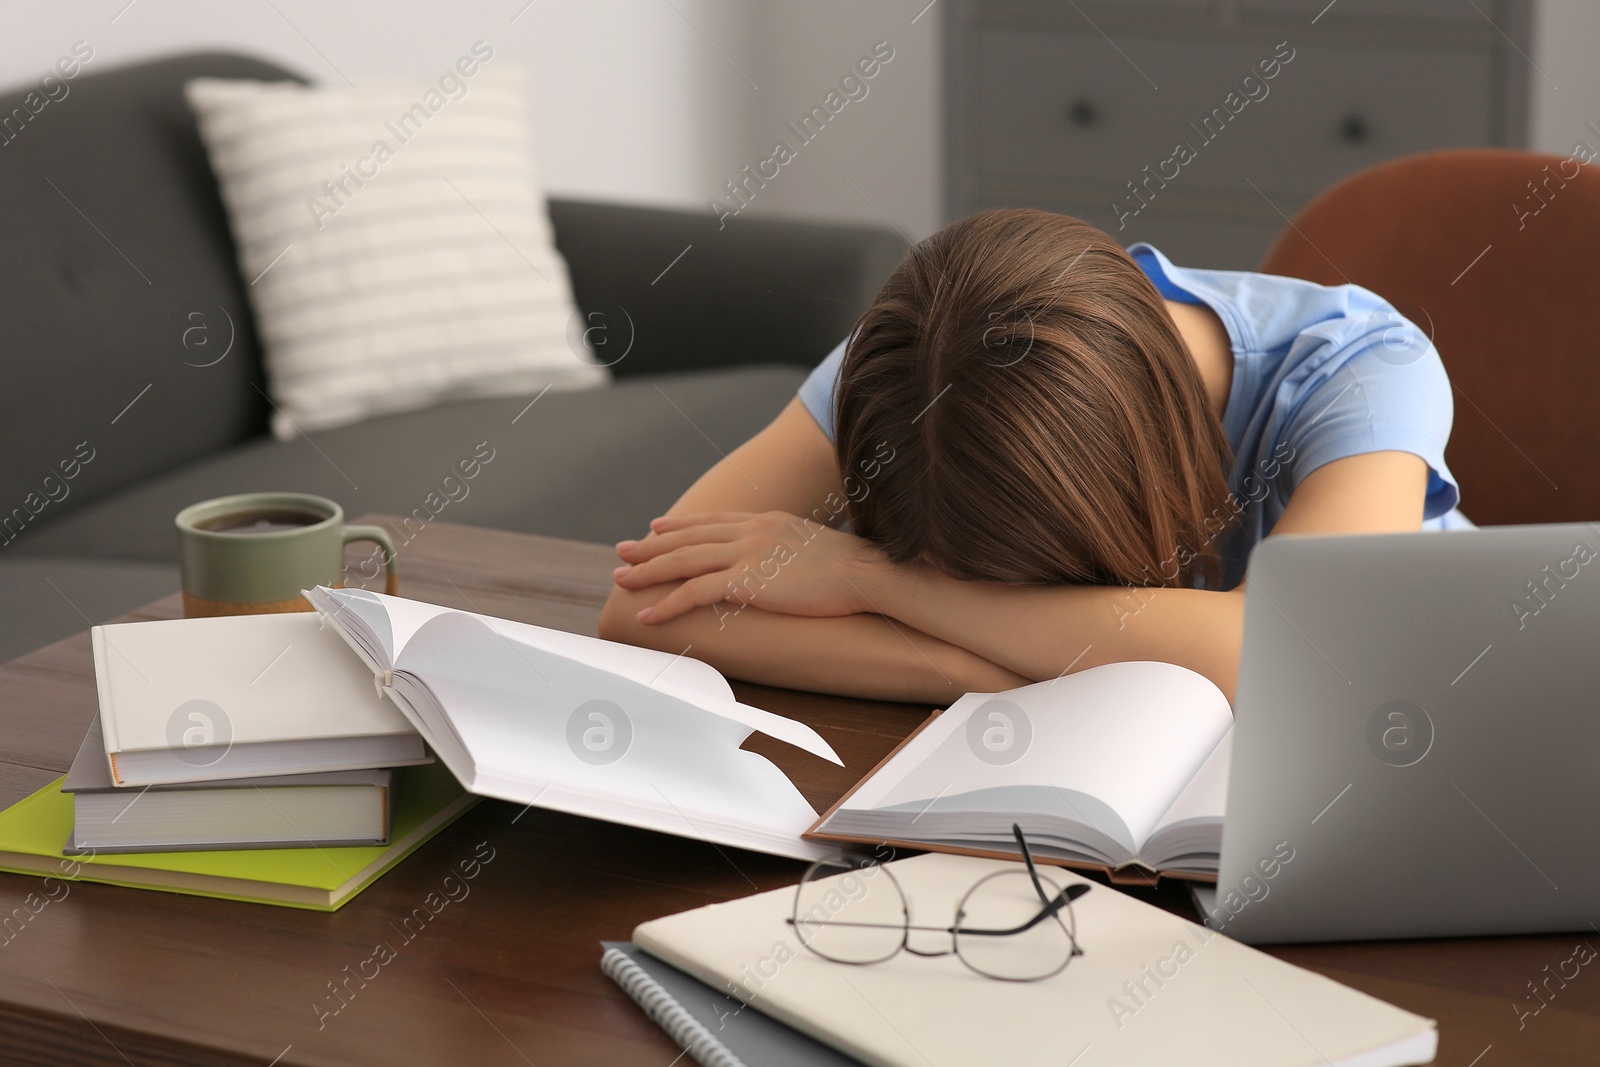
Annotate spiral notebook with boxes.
[633,852,1438,1067]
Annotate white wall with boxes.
[731,0,943,240]
[1528,0,1600,156]
[0,0,942,238]
[0,0,753,209]
[3,1,1580,238]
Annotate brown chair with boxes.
[1259,148,1600,526]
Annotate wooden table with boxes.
[0,517,1595,1065]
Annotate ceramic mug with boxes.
[175,492,397,618]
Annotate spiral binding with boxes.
[600,947,748,1067]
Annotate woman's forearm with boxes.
[598,581,1030,704]
[856,565,1245,701]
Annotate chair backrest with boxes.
[1259,148,1600,526]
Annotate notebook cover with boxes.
[635,852,1438,1067]
[0,761,475,911]
[804,711,1211,886]
[601,941,859,1067]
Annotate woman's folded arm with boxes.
[598,577,1029,704]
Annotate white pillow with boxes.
[186,62,606,439]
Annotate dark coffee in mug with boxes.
[197,508,325,535]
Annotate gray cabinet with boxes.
[945,0,1533,268]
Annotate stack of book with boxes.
[77,610,435,854]
[0,587,849,909]
[0,611,475,910]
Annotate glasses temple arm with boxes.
[954,882,1091,938]
[1012,822,1056,904]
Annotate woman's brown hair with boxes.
[834,208,1235,588]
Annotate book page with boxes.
[1140,729,1230,871]
[838,662,1232,852]
[311,588,841,774]
[318,588,736,704]
[1150,728,1230,835]
[310,586,397,669]
[397,609,840,760]
[388,612,828,849]
[463,615,736,705]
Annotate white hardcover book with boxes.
[304,586,844,861]
[92,612,429,786]
[635,852,1439,1067]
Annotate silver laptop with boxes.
[1214,522,1600,944]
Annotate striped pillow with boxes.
[185,62,606,440]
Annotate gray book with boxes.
[62,717,394,854]
[599,942,859,1067]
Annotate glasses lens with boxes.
[954,870,1078,981]
[791,858,907,965]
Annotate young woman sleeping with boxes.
[598,208,1467,704]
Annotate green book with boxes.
[0,761,477,911]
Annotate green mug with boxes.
[175,492,398,618]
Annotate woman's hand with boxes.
[612,511,889,625]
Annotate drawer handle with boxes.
[1339,113,1370,144]
[1066,98,1098,127]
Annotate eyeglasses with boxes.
[785,823,1089,982]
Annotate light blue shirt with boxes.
[797,242,1470,590]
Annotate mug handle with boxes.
[343,524,399,595]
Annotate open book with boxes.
[807,661,1232,881]
[304,586,843,861]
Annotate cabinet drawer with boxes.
[968,181,1290,270]
[973,28,1494,196]
[1241,0,1499,20]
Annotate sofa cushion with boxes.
[547,198,907,379]
[0,558,180,666]
[8,365,808,565]
[185,61,605,440]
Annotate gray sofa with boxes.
[0,53,904,663]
